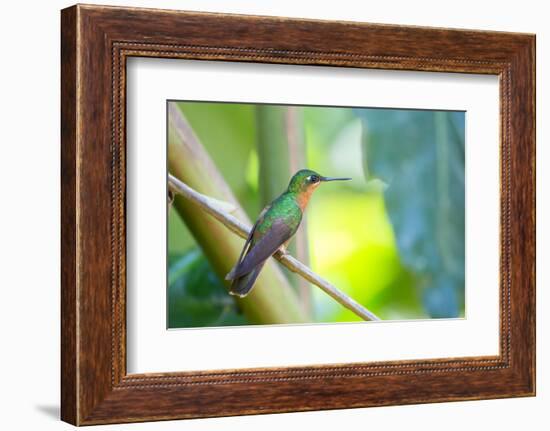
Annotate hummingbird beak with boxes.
[320,176,352,182]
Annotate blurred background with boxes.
[168,101,465,328]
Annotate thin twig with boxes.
[169,104,308,323]
[169,173,380,322]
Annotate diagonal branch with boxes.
[169,174,380,322]
[168,104,307,324]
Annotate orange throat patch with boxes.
[296,183,320,211]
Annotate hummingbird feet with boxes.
[278,245,289,256]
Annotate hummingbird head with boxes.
[287,169,351,210]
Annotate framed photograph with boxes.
[61,4,535,425]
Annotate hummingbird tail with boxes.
[228,262,266,298]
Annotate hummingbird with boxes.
[226,169,351,297]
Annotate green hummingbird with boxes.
[226,169,351,297]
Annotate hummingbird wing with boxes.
[228,218,295,280]
[225,204,271,281]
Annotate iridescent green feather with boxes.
[254,193,302,241]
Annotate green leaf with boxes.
[168,248,249,328]
[168,248,202,286]
[355,109,465,318]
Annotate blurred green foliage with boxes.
[168,102,465,328]
[356,109,465,318]
[168,249,247,328]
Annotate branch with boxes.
[169,173,380,322]
[168,104,308,324]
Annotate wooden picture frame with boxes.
[61,4,535,425]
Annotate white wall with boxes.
[0,0,546,429]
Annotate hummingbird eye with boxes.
[309,175,320,183]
